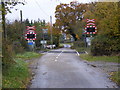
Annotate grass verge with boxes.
[75,47,86,52]
[59,43,73,47]
[80,54,119,63]
[2,52,42,88]
[16,52,42,60]
[109,71,120,86]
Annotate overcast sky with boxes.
[6,0,97,23]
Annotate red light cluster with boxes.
[84,19,97,35]
[25,26,36,40]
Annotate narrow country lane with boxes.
[29,48,117,88]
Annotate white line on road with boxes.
[55,60,57,61]
[55,50,63,61]
[85,51,88,54]
[76,51,80,56]
[58,50,63,57]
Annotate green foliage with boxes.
[110,71,120,86]
[91,35,120,56]
[6,20,25,41]
[80,54,119,63]
[73,40,86,52]
[54,1,87,40]
[2,39,15,69]
[83,2,119,56]
[6,20,29,54]
[20,38,29,51]
[12,41,25,54]
[2,52,42,88]
[16,52,42,60]
[2,58,30,88]
[53,35,60,47]
[74,41,85,47]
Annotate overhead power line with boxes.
[34,0,49,17]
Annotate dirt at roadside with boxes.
[82,60,120,87]
[26,58,40,88]
[84,61,119,73]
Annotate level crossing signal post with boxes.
[24,26,36,51]
[84,19,97,47]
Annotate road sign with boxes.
[86,19,95,23]
[42,29,48,33]
[87,23,95,26]
[84,26,97,34]
[28,42,34,45]
[25,32,36,40]
[26,26,36,30]
[25,26,36,40]
[84,19,97,35]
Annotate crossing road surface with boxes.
[29,48,117,88]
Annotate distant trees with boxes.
[54,1,86,41]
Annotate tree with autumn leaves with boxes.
[54,1,119,56]
[54,1,87,41]
[84,2,120,55]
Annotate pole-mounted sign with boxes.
[84,19,97,35]
[25,26,36,40]
[26,26,36,30]
[86,19,95,23]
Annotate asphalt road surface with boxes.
[29,48,117,88]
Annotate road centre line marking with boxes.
[55,50,63,60]
[58,50,63,57]
[76,51,80,56]
[55,60,57,61]
[85,51,88,54]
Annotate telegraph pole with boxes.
[20,10,23,41]
[20,10,23,23]
[1,2,6,39]
[50,16,53,45]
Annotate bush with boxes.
[2,39,15,69]
[12,41,25,54]
[91,35,120,56]
[73,40,85,48]
[53,35,59,47]
[20,38,29,51]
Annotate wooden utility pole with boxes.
[20,10,22,23]
[20,10,23,40]
[1,2,6,39]
[50,16,53,45]
[20,10,23,23]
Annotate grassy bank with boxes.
[80,54,119,63]
[2,52,42,88]
[109,71,120,86]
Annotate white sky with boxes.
[6,0,97,24]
